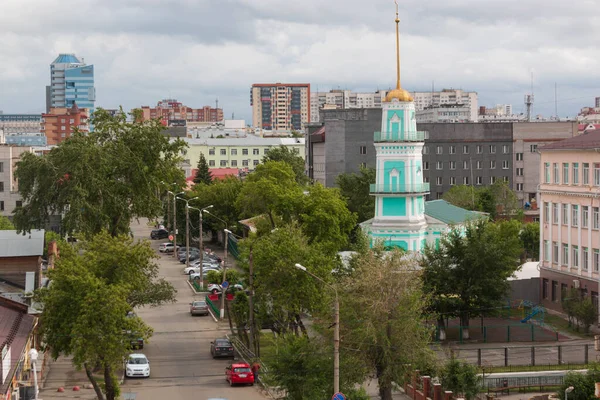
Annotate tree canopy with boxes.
[193,152,213,185]
[519,222,540,260]
[336,166,376,223]
[443,182,521,220]
[14,108,185,237]
[263,145,308,185]
[0,216,14,230]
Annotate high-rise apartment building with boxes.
[41,104,89,145]
[309,90,388,123]
[411,89,478,122]
[250,83,310,131]
[138,99,223,125]
[46,54,95,117]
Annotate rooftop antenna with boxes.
[554,82,558,120]
[524,71,534,122]
[216,98,219,110]
[431,80,435,107]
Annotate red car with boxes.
[225,363,254,386]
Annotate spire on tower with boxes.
[385,0,413,102]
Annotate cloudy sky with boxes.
[1,0,599,121]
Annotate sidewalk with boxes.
[39,356,97,399]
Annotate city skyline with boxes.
[1,0,599,121]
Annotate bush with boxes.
[558,364,600,400]
[206,269,241,285]
[440,358,482,400]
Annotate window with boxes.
[562,243,569,265]
[553,242,559,263]
[220,160,227,167]
[450,177,456,185]
[476,176,483,185]
[231,160,237,167]
[209,148,215,155]
[583,248,589,271]
[563,163,569,184]
[583,206,589,228]
[436,161,443,170]
[463,161,469,170]
[16,200,22,208]
[436,177,443,185]
[516,183,523,191]
[476,161,482,169]
[449,145,456,154]
[573,163,579,185]
[264,148,270,154]
[516,153,523,161]
[583,163,590,184]
[242,149,249,155]
[489,145,496,154]
[0,162,3,173]
[0,182,3,192]
[359,163,366,168]
[572,205,579,227]
[503,145,509,154]
[552,203,558,224]
[544,202,550,223]
[423,146,429,155]
[595,163,600,186]
[544,163,550,183]
[436,146,443,155]
[552,280,558,302]
[595,249,600,272]
[463,177,469,185]
[490,160,496,169]
[242,160,249,167]
[209,160,215,167]
[360,146,367,155]
[573,246,579,267]
[231,149,238,155]
[530,144,538,152]
[516,168,524,176]
[476,145,483,154]
[594,207,600,229]
[544,240,550,260]
[424,161,429,170]
[502,160,509,169]
[553,163,559,183]
[61,126,66,131]
[542,278,549,299]
[562,204,569,225]
[250,149,258,155]
[463,145,469,154]
[449,161,456,170]
[253,160,259,166]
[220,149,226,155]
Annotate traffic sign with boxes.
[332,393,345,400]
[168,235,174,241]
[221,281,229,289]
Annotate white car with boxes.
[125,353,150,378]
[190,259,221,268]
[158,243,174,253]
[183,264,221,275]
[207,283,244,294]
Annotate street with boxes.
[120,219,269,400]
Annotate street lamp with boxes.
[220,228,232,319]
[565,386,574,400]
[176,196,198,268]
[28,348,39,400]
[160,182,176,232]
[294,263,339,394]
[167,190,184,257]
[189,204,214,287]
[202,209,228,230]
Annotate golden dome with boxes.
[385,87,413,102]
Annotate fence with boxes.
[435,324,562,343]
[438,343,595,367]
[205,295,219,316]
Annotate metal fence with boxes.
[205,295,219,315]
[435,324,561,343]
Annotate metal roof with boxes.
[0,230,44,257]
[51,54,82,64]
[540,129,600,151]
[424,200,488,225]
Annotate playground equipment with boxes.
[518,300,545,326]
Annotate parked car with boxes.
[125,311,144,349]
[205,253,222,263]
[183,264,221,275]
[150,229,169,240]
[125,353,150,378]
[190,258,221,268]
[158,243,175,253]
[225,363,254,386]
[190,300,209,316]
[207,283,244,295]
[210,338,234,358]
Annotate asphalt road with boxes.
[120,220,269,400]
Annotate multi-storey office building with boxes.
[416,104,472,123]
[411,89,478,122]
[0,114,42,134]
[250,83,310,131]
[538,131,600,313]
[47,54,95,116]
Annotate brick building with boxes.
[139,99,223,125]
[41,104,89,145]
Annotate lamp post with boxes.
[176,196,198,268]
[294,263,339,394]
[167,190,184,257]
[28,348,39,400]
[565,386,574,400]
[202,209,228,230]
[220,228,232,319]
[160,181,176,231]
[189,205,214,287]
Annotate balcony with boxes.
[370,183,430,194]
[374,131,428,143]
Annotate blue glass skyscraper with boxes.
[46,54,96,118]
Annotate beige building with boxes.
[0,146,33,218]
[250,83,310,131]
[309,90,388,123]
[411,89,478,122]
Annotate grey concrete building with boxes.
[0,146,32,219]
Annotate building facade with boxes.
[250,83,310,131]
[538,131,600,314]
[416,104,472,123]
[41,104,89,145]
[411,89,478,122]
[309,90,388,123]
[139,99,223,125]
[0,146,32,219]
[47,54,95,116]
[0,114,41,134]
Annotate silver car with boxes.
[190,300,209,316]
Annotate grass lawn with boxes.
[543,313,592,339]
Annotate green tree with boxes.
[558,365,600,400]
[421,219,522,339]
[14,108,185,237]
[442,185,477,211]
[335,166,376,222]
[193,153,213,185]
[0,215,14,230]
[489,181,521,219]
[439,358,482,400]
[519,222,540,260]
[341,248,434,400]
[35,232,176,400]
[263,145,308,185]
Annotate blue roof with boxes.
[425,199,488,225]
[52,54,82,64]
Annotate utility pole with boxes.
[220,229,232,319]
[469,157,475,208]
[185,203,190,267]
[248,246,255,354]
[167,190,183,257]
[190,205,213,288]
